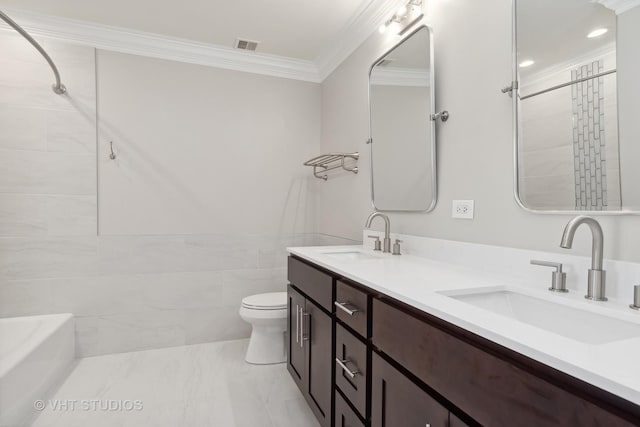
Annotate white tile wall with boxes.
[0,234,355,356]
[0,33,354,356]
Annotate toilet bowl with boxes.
[239,292,288,365]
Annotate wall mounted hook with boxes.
[109,141,116,160]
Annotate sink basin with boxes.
[447,289,640,345]
[320,250,380,261]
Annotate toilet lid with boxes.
[241,292,287,310]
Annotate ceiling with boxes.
[517,0,617,80]
[0,0,379,60]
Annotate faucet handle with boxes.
[530,260,563,272]
[367,235,382,251]
[630,285,640,311]
[392,239,402,256]
[531,260,567,293]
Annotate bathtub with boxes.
[0,314,75,427]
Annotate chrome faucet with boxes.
[560,216,607,301]
[365,212,391,253]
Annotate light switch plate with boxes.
[452,200,474,219]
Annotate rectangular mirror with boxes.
[513,0,640,213]
[369,25,437,212]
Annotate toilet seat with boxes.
[241,292,287,311]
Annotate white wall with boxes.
[618,6,640,208]
[0,36,356,356]
[96,51,321,236]
[318,0,640,263]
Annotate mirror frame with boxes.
[511,0,639,215]
[368,24,438,213]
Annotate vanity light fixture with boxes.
[587,28,608,38]
[378,0,424,35]
[519,59,535,68]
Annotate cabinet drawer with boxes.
[335,391,365,427]
[288,256,333,311]
[335,280,368,338]
[372,298,636,426]
[371,352,449,427]
[335,324,367,417]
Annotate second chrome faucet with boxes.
[560,215,607,301]
[365,212,391,253]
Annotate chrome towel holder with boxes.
[304,152,359,181]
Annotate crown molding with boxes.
[0,8,322,83]
[594,0,640,14]
[370,67,430,87]
[0,2,405,84]
[315,0,407,81]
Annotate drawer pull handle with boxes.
[336,358,360,379]
[301,311,310,344]
[335,301,359,316]
[295,305,298,344]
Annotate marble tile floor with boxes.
[30,339,318,427]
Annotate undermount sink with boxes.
[446,288,640,345]
[320,250,380,261]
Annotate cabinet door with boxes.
[335,391,365,427]
[371,352,449,427]
[305,299,332,427]
[287,285,305,390]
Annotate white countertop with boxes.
[287,243,640,405]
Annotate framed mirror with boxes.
[369,25,437,212]
[513,0,640,214]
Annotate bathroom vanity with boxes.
[286,244,640,427]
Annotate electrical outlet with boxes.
[452,200,474,219]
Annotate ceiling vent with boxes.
[234,38,259,51]
[376,58,394,67]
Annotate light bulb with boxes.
[587,28,608,38]
[519,59,535,68]
[396,5,408,16]
[378,23,388,34]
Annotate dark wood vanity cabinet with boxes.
[287,256,334,427]
[335,391,365,427]
[287,256,640,427]
[335,323,367,417]
[371,352,449,427]
[372,297,639,427]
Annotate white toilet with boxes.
[239,292,288,364]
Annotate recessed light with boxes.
[519,60,535,68]
[587,28,608,38]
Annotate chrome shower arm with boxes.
[0,10,66,94]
